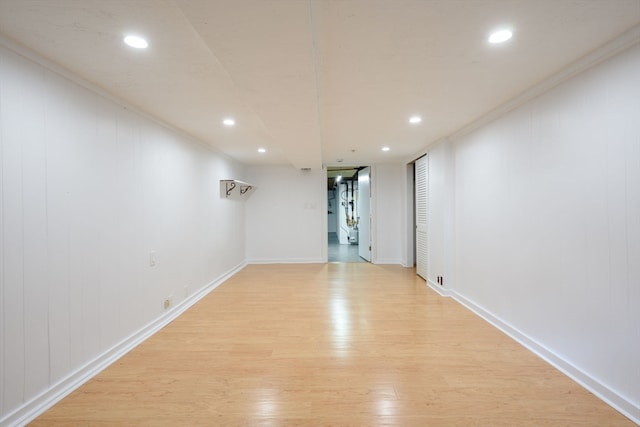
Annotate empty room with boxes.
[0,1,639,425]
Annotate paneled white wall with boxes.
[0,44,246,422]
[425,140,456,289]
[454,44,640,417]
[245,166,325,263]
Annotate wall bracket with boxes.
[220,179,255,199]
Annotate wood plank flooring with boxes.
[31,263,634,426]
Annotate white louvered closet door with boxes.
[415,155,428,280]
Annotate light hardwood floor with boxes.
[31,263,634,426]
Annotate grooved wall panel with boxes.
[0,43,246,422]
[454,44,640,408]
[1,45,27,414]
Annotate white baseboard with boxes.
[1,262,246,427]
[7,263,637,426]
[426,279,453,297]
[451,292,640,425]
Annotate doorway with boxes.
[327,166,371,263]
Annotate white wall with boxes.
[244,164,406,265]
[452,44,640,419]
[245,166,326,263]
[0,44,246,424]
[373,164,404,264]
[425,140,456,288]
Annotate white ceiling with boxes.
[1,0,639,169]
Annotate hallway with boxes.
[31,263,633,426]
[328,232,366,263]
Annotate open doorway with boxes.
[327,166,371,263]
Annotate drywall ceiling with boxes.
[0,0,639,169]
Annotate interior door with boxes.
[358,167,371,262]
[415,156,428,279]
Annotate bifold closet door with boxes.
[415,155,428,280]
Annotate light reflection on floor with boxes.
[330,297,351,356]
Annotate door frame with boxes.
[323,165,374,263]
[358,166,371,262]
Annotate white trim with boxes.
[0,35,236,164]
[405,24,640,164]
[406,138,446,173]
[451,292,640,425]
[1,262,246,427]
[426,279,453,297]
[449,25,640,143]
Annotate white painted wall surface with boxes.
[454,44,640,418]
[372,164,404,264]
[244,165,406,265]
[425,140,456,290]
[0,44,246,423]
[427,147,444,285]
[245,166,325,263]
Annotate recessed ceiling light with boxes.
[223,118,235,126]
[257,148,266,153]
[488,29,513,44]
[124,35,148,49]
[336,176,342,182]
[382,146,390,152]
[409,116,422,124]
